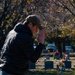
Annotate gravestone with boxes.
[63,61,71,69]
[29,61,35,69]
[45,61,54,70]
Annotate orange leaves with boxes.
[27,0,35,4]
[12,0,16,2]
[60,24,75,38]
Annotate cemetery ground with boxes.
[28,52,75,75]
[27,70,75,75]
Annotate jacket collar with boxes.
[14,22,33,37]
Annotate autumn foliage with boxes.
[0,0,75,49]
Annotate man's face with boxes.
[32,25,39,34]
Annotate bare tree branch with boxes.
[53,0,75,16]
[68,0,75,8]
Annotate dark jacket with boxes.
[0,23,44,75]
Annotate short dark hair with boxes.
[24,15,43,30]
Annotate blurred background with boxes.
[0,0,75,52]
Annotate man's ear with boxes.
[29,22,33,27]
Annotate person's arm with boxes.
[22,29,45,63]
[21,39,44,63]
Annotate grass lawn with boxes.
[26,70,75,75]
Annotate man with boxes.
[0,15,45,75]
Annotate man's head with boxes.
[23,15,45,44]
[23,15,43,30]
